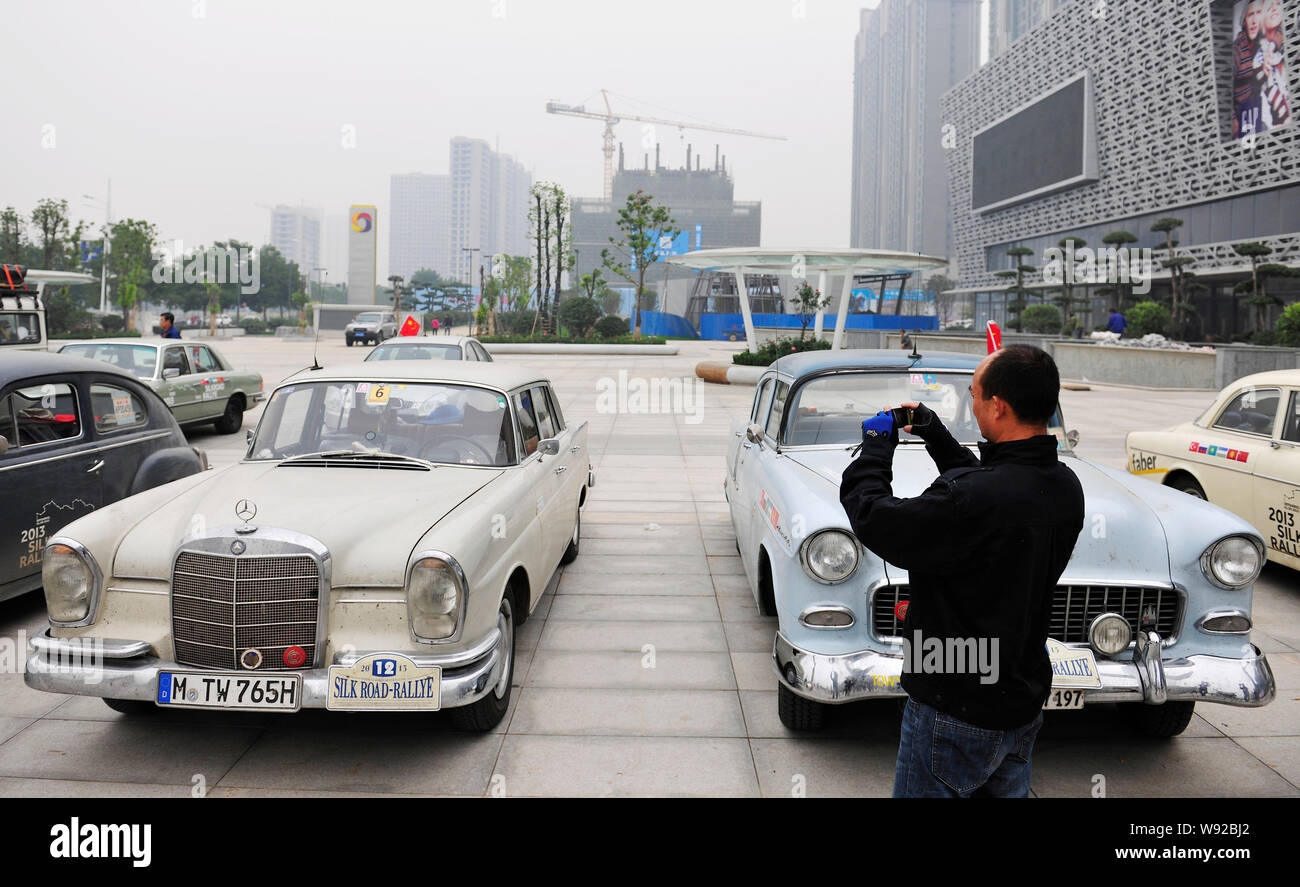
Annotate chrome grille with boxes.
[871,583,1182,644]
[172,550,320,670]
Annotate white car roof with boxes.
[281,360,547,392]
[371,335,478,347]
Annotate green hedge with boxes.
[1127,301,1173,338]
[52,329,142,340]
[732,336,832,366]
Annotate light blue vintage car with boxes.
[726,350,1276,734]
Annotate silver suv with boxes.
[344,311,397,346]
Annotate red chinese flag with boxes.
[986,320,1002,354]
[399,315,420,336]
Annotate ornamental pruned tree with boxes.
[993,246,1036,332]
[1102,230,1140,310]
[1151,218,1197,337]
[601,190,678,340]
[1232,242,1298,333]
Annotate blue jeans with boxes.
[893,697,1043,798]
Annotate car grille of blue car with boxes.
[872,583,1182,645]
[171,550,321,670]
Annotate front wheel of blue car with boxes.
[778,683,827,731]
[1126,701,1195,738]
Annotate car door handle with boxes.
[742,443,752,450]
[554,466,567,475]
[570,445,582,453]
[87,460,104,473]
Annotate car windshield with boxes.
[365,343,461,361]
[355,313,382,324]
[784,371,1067,448]
[249,380,515,466]
[61,343,158,379]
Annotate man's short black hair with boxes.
[161,312,175,323]
[980,345,1060,424]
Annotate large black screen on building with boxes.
[972,77,1090,212]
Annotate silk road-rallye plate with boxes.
[327,652,441,711]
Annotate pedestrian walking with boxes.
[159,312,182,339]
[1106,308,1127,336]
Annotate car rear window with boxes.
[91,383,148,433]
[5,383,81,447]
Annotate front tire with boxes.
[346,337,355,347]
[560,508,580,565]
[1126,701,1195,738]
[778,683,827,731]
[449,597,515,732]
[214,397,244,434]
[1168,475,1206,500]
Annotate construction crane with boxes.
[545,89,787,201]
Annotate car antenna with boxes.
[907,327,922,366]
[310,311,322,371]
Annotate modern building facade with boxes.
[268,205,320,275]
[570,148,762,314]
[851,0,980,260]
[389,173,451,283]
[944,0,1300,339]
[986,0,1067,60]
[449,137,532,285]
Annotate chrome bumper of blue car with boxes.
[23,629,505,711]
[772,631,1276,708]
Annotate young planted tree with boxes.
[1232,242,1297,333]
[0,207,24,264]
[1049,238,1088,331]
[107,218,158,331]
[601,190,678,339]
[792,282,831,340]
[31,198,72,270]
[993,246,1036,332]
[924,273,956,327]
[1102,230,1140,310]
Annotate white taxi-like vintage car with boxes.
[1126,369,1300,571]
[728,350,1275,735]
[25,361,592,730]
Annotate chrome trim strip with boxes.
[106,586,169,596]
[333,627,502,669]
[44,536,104,628]
[31,632,152,660]
[335,598,404,604]
[0,430,172,473]
[406,549,469,645]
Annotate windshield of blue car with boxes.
[249,381,515,466]
[60,343,158,379]
[785,371,1067,448]
[365,344,461,361]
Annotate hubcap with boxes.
[493,599,513,700]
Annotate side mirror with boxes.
[537,438,561,457]
[163,367,180,379]
[1066,429,1080,448]
[745,424,765,445]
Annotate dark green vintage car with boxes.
[58,339,264,434]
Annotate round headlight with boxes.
[802,531,859,583]
[42,541,98,625]
[1204,536,1262,588]
[407,555,463,641]
[1088,613,1132,657]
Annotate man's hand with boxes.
[861,410,895,443]
[893,402,938,438]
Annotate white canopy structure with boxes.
[664,248,949,352]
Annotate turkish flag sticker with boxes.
[894,600,910,622]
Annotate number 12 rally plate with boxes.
[327,652,441,711]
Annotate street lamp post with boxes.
[462,247,480,334]
[81,179,111,313]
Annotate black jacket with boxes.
[840,421,1085,729]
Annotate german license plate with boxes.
[1043,688,1086,710]
[327,652,441,711]
[156,671,301,711]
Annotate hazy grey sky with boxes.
[6,0,903,279]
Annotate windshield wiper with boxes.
[279,450,435,468]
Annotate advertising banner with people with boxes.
[1233,0,1290,139]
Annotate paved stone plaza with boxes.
[0,335,1296,797]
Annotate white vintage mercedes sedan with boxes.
[25,361,592,730]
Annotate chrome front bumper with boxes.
[773,631,1276,708]
[24,628,506,711]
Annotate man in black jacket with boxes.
[840,345,1084,797]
